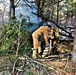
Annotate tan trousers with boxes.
[32,36,41,58]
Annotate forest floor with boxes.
[0,43,76,75]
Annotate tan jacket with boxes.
[32,26,50,46]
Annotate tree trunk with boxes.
[72,3,76,63]
[72,23,76,63]
[12,6,15,19]
[72,12,76,74]
[10,0,16,19]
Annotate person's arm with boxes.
[44,31,49,46]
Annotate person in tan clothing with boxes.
[32,25,53,58]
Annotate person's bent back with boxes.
[32,25,52,58]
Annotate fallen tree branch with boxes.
[32,12,74,38]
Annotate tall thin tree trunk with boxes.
[72,24,76,62]
[72,3,76,63]
[12,6,15,19]
[10,0,16,19]
[56,0,59,43]
[57,0,59,24]
[71,4,76,74]
[12,0,15,19]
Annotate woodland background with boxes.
[0,0,76,75]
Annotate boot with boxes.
[37,47,42,57]
[42,47,50,57]
[32,48,37,58]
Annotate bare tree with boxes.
[10,0,20,19]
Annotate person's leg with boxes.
[32,36,39,58]
[38,41,41,53]
[37,41,42,57]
